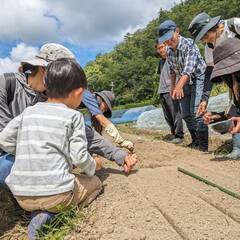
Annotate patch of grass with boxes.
[37,206,85,240]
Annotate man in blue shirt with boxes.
[158,20,208,152]
[82,89,134,152]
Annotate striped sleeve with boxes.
[69,112,96,176]
[0,114,22,154]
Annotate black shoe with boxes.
[198,131,209,152]
[186,141,199,149]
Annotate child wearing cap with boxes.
[0,58,103,212]
[158,20,208,151]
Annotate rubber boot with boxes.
[28,211,56,240]
[224,133,240,159]
[198,130,209,152]
[187,130,199,149]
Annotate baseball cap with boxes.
[21,43,75,67]
[158,20,176,44]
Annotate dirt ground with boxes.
[1,129,240,240]
[65,129,240,240]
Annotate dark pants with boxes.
[180,76,208,133]
[160,92,184,139]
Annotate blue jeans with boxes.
[180,75,208,133]
[0,153,15,185]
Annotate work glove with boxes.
[105,123,134,152]
[119,140,134,152]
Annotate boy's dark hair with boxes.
[45,58,87,98]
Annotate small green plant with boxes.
[37,206,84,240]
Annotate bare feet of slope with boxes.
[66,132,240,240]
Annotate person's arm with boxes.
[196,66,214,116]
[70,113,96,176]
[203,111,226,124]
[82,90,134,151]
[0,115,21,155]
[85,124,128,166]
[0,75,13,132]
[201,66,214,102]
[85,124,137,172]
[172,75,189,100]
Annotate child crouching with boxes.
[0,58,102,213]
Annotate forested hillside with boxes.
[84,0,240,105]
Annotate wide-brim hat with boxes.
[21,43,75,67]
[95,90,115,118]
[188,12,221,43]
[211,37,240,82]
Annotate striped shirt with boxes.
[167,36,206,81]
[0,102,96,196]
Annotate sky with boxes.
[0,0,178,74]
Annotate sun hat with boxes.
[188,12,221,43]
[211,37,240,82]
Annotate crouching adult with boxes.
[203,38,240,159]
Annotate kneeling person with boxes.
[0,59,102,212]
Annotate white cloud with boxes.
[0,0,178,45]
[0,43,38,74]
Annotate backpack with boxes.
[4,73,17,105]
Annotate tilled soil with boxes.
[66,132,240,240]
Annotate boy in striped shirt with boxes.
[0,58,103,212]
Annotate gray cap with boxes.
[21,43,76,67]
[95,90,115,118]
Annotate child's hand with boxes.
[123,154,138,174]
[94,156,103,170]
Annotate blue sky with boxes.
[0,0,178,73]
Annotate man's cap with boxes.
[188,12,221,43]
[157,20,176,44]
[211,37,240,82]
[95,90,115,118]
[21,43,76,67]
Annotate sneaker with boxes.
[168,138,183,144]
[186,142,199,149]
[164,135,175,142]
[28,211,56,240]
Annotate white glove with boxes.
[105,123,134,151]
[119,140,134,152]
